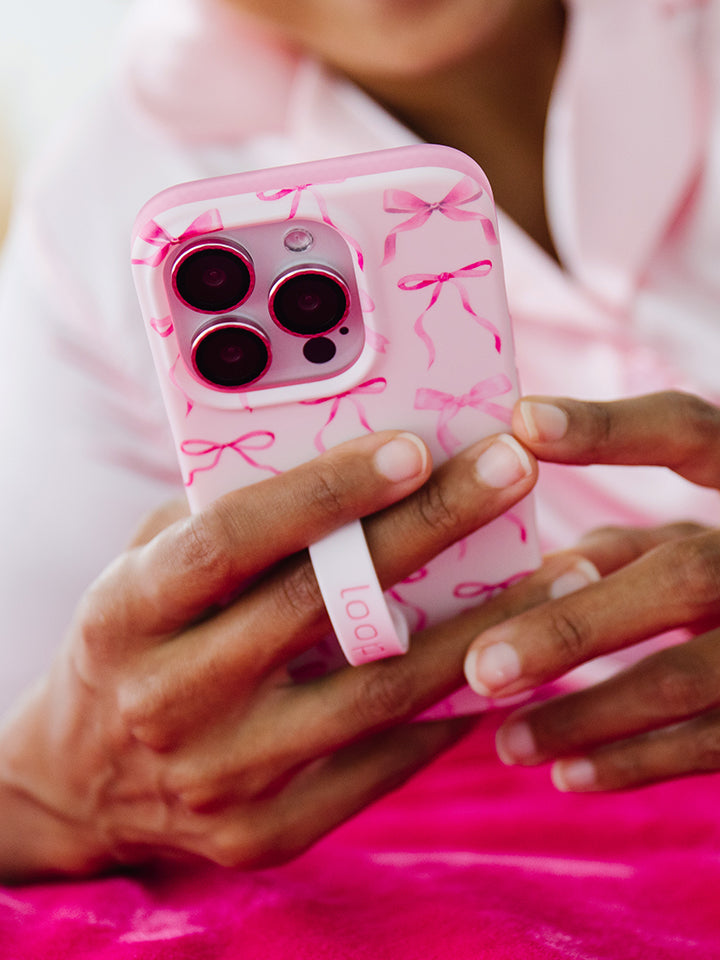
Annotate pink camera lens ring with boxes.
[191,319,272,390]
[269,265,350,339]
[172,240,255,314]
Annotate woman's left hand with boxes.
[463,391,720,792]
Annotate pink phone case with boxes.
[131,143,540,717]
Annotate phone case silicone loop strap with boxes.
[309,520,410,666]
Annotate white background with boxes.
[0,0,127,234]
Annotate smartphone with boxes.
[131,143,540,716]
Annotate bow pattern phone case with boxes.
[131,143,540,717]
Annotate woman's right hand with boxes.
[0,428,589,880]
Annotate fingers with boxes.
[273,550,601,763]
[463,528,720,702]
[162,718,475,870]
[122,431,538,738]
[493,627,720,791]
[513,390,720,488]
[552,710,720,792]
[262,718,476,867]
[119,548,586,768]
[365,433,535,587]
[77,430,432,645]
[571,522,709,576]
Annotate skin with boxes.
[231,0,567,255]
[0,429,587,880]
[3,0,716,882]
[463,392,720,793]
[236,0,720,796]
[0,0,575,882]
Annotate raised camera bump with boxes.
[173,240,254,314]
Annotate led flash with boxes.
[284,228,314,253]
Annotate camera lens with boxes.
[192,322,270,388]
[270,269,349,337]
[174,243,253,313]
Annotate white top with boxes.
[1,0,719,710]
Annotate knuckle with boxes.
[587,400,614,450]
[662,535,720,610]
[548,606,593,664]
[169,774,218,814]
[116,679,178,753]
[172,512,233,588]
[73,558,134,668]
[659,521,708,542]
[304,459,351,520]
[693,721,720,772]
[276,559,324,620]
[349,664,416,729]
[664,392,720,478]
[175,759,272,810]
[674,392,720,447]
[161,758,235,819]
[75,587,115,659]
[652,661,709,717]
[414,477,465,539]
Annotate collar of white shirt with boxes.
[120,0,709,313]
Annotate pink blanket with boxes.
[3,710,719,959]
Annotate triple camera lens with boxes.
[176,244,350,389]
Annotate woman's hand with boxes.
[0,427,590,881]
[463,391,720,792]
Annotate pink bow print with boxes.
[169,354,195,417]
[301,378,387,452]
[398,261,501,367]
[382,176,497,265]
[453,570,532,602]
[456,511,528,563]
[150,315,174,338]
[132,209,224,268]
[257,183,364,271]
[415,375,513,456]
[180,431,280,487]
[505,510,528,543]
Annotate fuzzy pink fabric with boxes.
[3,711,719,959]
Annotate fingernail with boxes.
[519,401,568,443]
[551,758,597,792]
[549,559,601,600]
[374,433,428,482]
[464,640,521,697]
[496,720,537,765]
[475,435,532,489]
